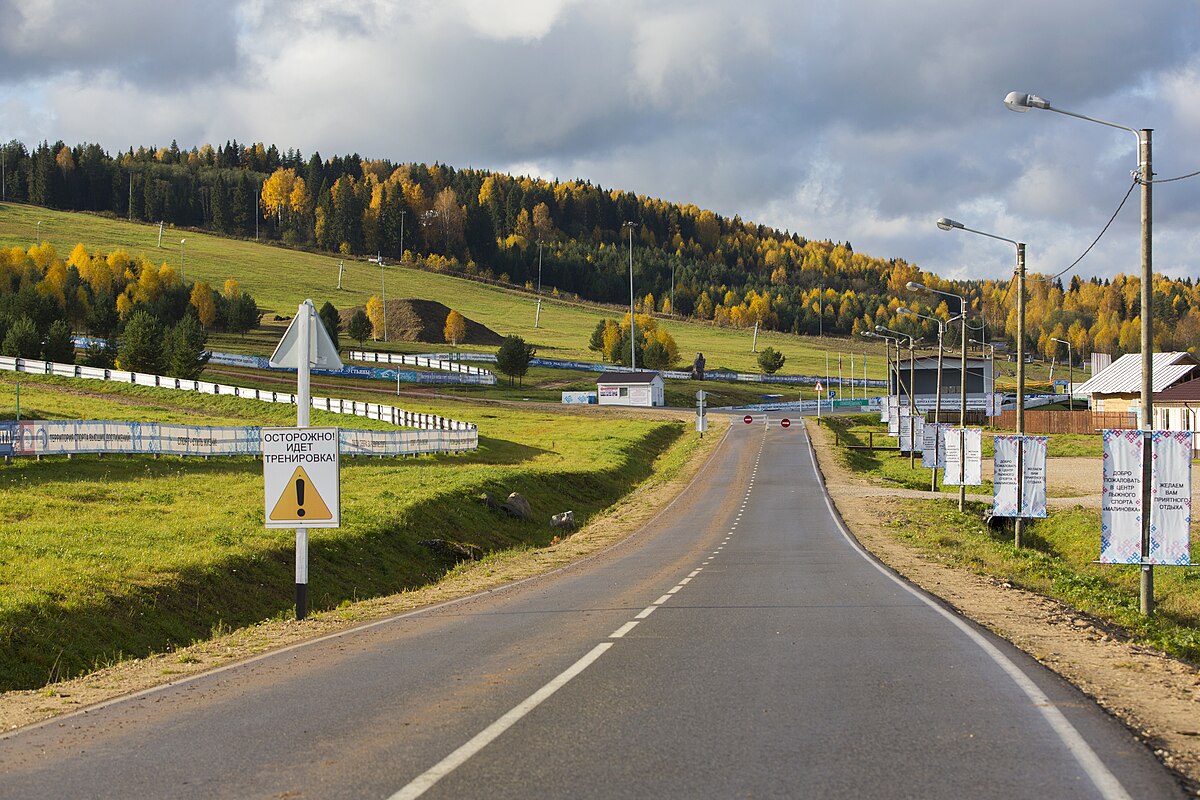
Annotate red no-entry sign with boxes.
[781,418,791,428]
[744,415,753,424]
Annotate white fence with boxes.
[0,419,477,458]
[347,350,494,377]
[0,356,479,437]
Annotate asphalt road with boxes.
[0,417,1184,799]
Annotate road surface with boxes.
[0,416,1183,798]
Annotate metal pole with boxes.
[931,326,940,494]
[534,240,543,328]
[1015,243,1026,548]
[908,337,916,469]
[180,239,186,284]
[1068,342,1073,412]
[1139,128,1154,616]
[959,300,967,512]
[295,300,313,620]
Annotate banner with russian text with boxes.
[992,436,1020,516]
[944,428,982,486]
[1100,429,1142,564]
[1021,435,1048,518]
[888,396,900,436]
[1151,430,1193,566]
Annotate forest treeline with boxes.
[0,241,260,376]
[3,138,1199,362]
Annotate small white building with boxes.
[597,371,665,407]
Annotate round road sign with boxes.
[781,418,791,428]
[744,415,753,424]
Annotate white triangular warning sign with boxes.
[269,465,333,522]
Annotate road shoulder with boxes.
[805,418,1200,793]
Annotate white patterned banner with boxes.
[888,396,900,436]
[993,435,1047,517]
[1101,429,1144,564]
[1151,431,1193,566]
[992,436,1020,516]
[922,423,945,468]
[944,428,982,486]
[1021,436,1048,518]
[898,408,911,452]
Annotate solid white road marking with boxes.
[388,643,613,800]
[800,429,1133,800]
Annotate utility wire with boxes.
[1144,168,1200,184]
[1030,178,1138,284]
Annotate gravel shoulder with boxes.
[807,420,1200,793]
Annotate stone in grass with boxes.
[504,492,533,520]
[479,492,505,512]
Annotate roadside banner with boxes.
[1102,430,1194,565]
[1151,431,1193,565]
[943,428,982,486]
[1101,429,1143,564]
[993,435,1048,518]
[1021,436,1048,518]
[898,408,913,452]
[887,396,899,436]
[922,423,946,469]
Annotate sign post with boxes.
[695,390,707,436]
[267,299,344,620]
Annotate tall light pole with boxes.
[899,307,946,492]
[623,222,638,369]
[907,278,969,511]
[1051,337,1073,411]
[534,240,543,329]
[179,238,186,284]
[36,220,42,246]
[399,209,406,263]
[877,325,916,468]
[1006,90,1154,614]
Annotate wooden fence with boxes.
[993,410,1137,434]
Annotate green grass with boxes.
[818,417,1200,663]
[0,372,697,690]
[1,201,891,378]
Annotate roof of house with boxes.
[1075,352,1199,396]
[1153,376,1200,403]
[596,371,662,384]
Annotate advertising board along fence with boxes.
[205,350,496,387]
[0,420,477,459]
[0,356,478,435]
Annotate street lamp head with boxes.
[860,331,876,338]
[905,281,926,292]
[936,217,963,232]
[896,307,911,315]
[874,325,885,333]
[1004,91,1050,112]
[180,238,186,244]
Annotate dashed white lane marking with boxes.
[635,606,657,620]
[679,577,692,585]
[610,621,639,639]
[667,585,683,594]
[389,643,613,800]
[653,594,673,605]
[689,569,702,577]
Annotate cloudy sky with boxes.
[3,0,1199,284]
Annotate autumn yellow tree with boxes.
[444,309,466,346]
[365,295,385,340]
[190,281,217,327]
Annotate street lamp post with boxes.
[534,240,543,329]
[623,222,638,369]
[907,279,969,511]
[863,330,901,435]
[899,307,946,491]
[36,220,42,246]
[1006,90,1154,614]
[926,226,1022,525]
[179,238,186,284]
[878,326,916,468]
[1051,337,1073,411]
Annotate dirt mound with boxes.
[339,299,502,346]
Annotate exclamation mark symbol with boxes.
[296,478,306,517]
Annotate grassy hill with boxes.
[0,201,889,379]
